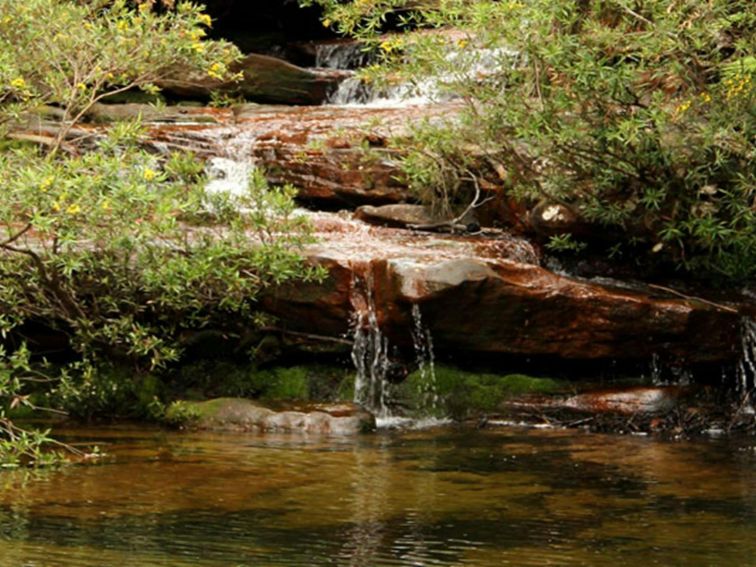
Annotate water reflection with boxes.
[0,426,754,566]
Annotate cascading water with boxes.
[326,46,515,107]
[411,303,438,415]
[350,270,392,418]
[315,42,372,70]
[736,318,756,410]
[348,271,444,427]
[204,129,259,199]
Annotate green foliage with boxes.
[0,131,320,371]
[310,0,756,281]
[0,0,318,464]
[0,0,238,142]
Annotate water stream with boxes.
[2,424,756,566]
[737,318,756,410]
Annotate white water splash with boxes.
[350,270,392,418]
[327,46,515,107]
[737,318,756,407]
[411,303,438,415]
[315,42,371,70]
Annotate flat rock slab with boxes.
[262,212,749,365]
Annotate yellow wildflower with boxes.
[10,77,26,90]
[77,82,87,91]
[456,38,469,49]
[191,41,206,53]
[700,92,712,103]
[143,168,157,182]
[207,62,225,80]
[322,18,332,28]
[116,20,128,32]
[198,14,212,27]
[190,28,206,40]
[40,176,54,192]
[138,2,151,14]
[101,199,111,211]
[66,203,81,215]
[52,202,61,212]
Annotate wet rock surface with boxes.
[263,212,748,365]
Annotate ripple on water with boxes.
[0,426,755,566]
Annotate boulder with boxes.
[158,53,350,106]
[355,204,437,228]
[169,397,376,434]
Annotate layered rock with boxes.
[263,212,749,365]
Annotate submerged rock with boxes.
[167,398,376,434]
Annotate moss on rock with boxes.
[397,364,565,420]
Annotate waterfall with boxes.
[326,46,515,107]
[350,270,392,418]
[737,318,756,408]
[411,303,438,415]
[204,128,259,202]
[315,42,372,70]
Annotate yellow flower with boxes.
[77,82,87,91]
[138,2,151,14]
[191,41,206,53]
[207,62,225,80]
[52,202,61,212]
[40,176,54,192]
[10,77,26,90]
[322,18,332,28]
[143,168,157,182]
[198,14,212,27]
[116,20,128,32]
[700,92,712,103]
[456,38,469,49]
[101,199,111,211]
[190,28,206,40]
[66,204,81,215]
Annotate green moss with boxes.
[397,364,564,420]
[173,361,353,403]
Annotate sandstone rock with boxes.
[355,204,437,228]
[559,386,685,415]
[158,53,350,106]
[262,212,748,365]
[174,397,376,434]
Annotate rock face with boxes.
[143,103,458,205]
[262,212,748,366]
[158,54,350,106]
[174,398,376,434]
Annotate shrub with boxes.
[308,0,756,281]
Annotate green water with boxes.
[1,425,755,566]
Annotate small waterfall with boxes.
[411,303,438,415]
[204,128,259,201]
[737,318,756,408]
[350,270,392,418]
[315,42,372,70]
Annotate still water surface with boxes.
[1,425,755,566]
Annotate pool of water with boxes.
[1,425,755,566]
